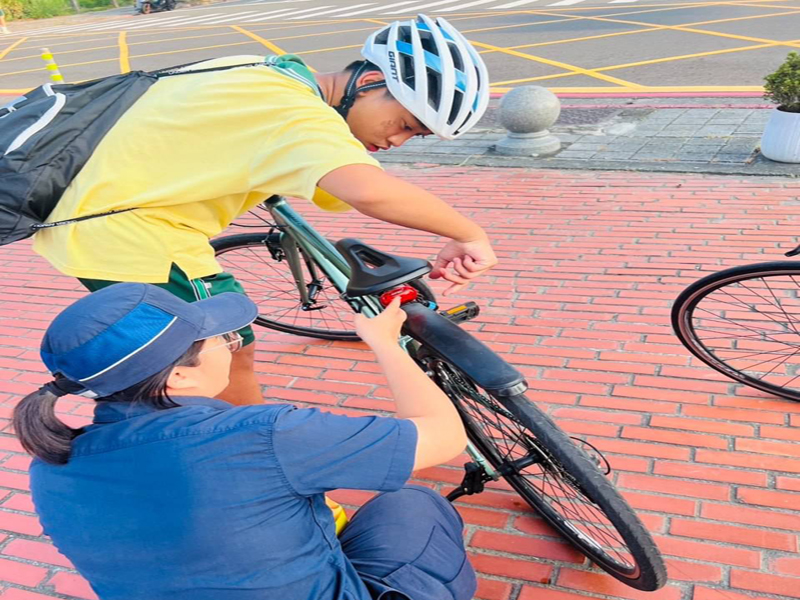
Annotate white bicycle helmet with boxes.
[347,14,490,140]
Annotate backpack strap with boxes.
[38,56,320,233]
[151,61,266,78]
[32,208,136,231]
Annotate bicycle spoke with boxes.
[437,362,636,570]
[215,241,355,335]
[683,270,800,397]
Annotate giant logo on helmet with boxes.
[387,51,400,82]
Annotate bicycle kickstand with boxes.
[446,462,493,503]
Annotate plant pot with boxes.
[761,106,800,163]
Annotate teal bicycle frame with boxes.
[263,195,502,480]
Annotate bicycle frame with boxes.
[263,196,503,480]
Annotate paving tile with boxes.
[594,151,636,160]
[2,139,800,600]
[556,150,596,159]
[694,125,738,136]
[654,128,699,137]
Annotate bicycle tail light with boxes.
[379,285,419,307]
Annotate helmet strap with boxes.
[334,62,388,120]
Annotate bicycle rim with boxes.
[213,233,435,341]
[213,234,361,340]
[673,263,800,401]
[429,358,665,590]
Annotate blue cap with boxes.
[40,283,258,397]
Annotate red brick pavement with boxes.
[0,168,798,599]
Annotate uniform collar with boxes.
[93,396,232,424]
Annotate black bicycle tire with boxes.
[212,233,436,341]
[428,358,666,591]
[672,261,800,401]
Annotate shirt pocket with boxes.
[381,525,476,600]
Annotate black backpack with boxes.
[0,61,262,246]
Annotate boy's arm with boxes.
[318,164,497,296]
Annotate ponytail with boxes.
[13,340,205,466]
[13,379,82,465]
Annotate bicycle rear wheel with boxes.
[212,233,434,341]
[672,261,800,401]
[424,356,666,591]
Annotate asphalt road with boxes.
[1,0,798,95]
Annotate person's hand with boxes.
[430,236,498,296]
[354,298,407,350]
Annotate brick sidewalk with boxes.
[0,168,798,600]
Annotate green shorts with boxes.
[78,264,256,346]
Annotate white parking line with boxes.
[22,19,130,34]
[383,0,463,14]
[337,0,419,16]
[289,3,374,19]
[244,5,332,20]
[160,13,227,26]
[491,0,540,7]
[123,14,197,29]
[438,0,501,11]
[236,7,300,21]
[546,0,585,5]
[189,10,263,23]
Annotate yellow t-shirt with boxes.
[33,55,380,282]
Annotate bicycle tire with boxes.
[212,233,435,341]
[424,356,666,591]
[672,261,800,401]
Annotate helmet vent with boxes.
[447,90,464,125]
[448,43,463,71]
[426,69,441,111]
[402,55,416,90]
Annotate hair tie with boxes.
[40,377,85,398]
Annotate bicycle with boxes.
[211,195,667,591]
[672,243,800,402]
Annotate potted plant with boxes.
[761,51,800,163]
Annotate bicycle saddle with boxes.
[335,239,432,296]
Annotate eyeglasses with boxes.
[199,331,243,355]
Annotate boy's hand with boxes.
[354,298,407,350]
[430,236,498,296]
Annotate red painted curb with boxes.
[558,104,773,110]
[490,92,764,99]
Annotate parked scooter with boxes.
[135,0,175,14]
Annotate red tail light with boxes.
[379,285,419,307]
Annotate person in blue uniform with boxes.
[13,283,475,600]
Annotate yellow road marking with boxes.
[230,25,287,55]
[296,44,361,55]
[470,39,643,88]
[550,85,763,92]
[600,40,796,72]
[0,37,26,60]
[479,7,800,55]
[458,2,714,35]
[489,41,784,84]
[119,31,130,74]
[544,9,800,49]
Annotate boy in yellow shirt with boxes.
[34,15,496,405]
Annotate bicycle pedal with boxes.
[441,301,480,324]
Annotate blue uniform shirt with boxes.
[30,397,417,600]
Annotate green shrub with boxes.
[2,0,28,19]
[3,0,70,18]
[2,0,129,19]
[764,51,800,113]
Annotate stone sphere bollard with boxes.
[491,86,562,157]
